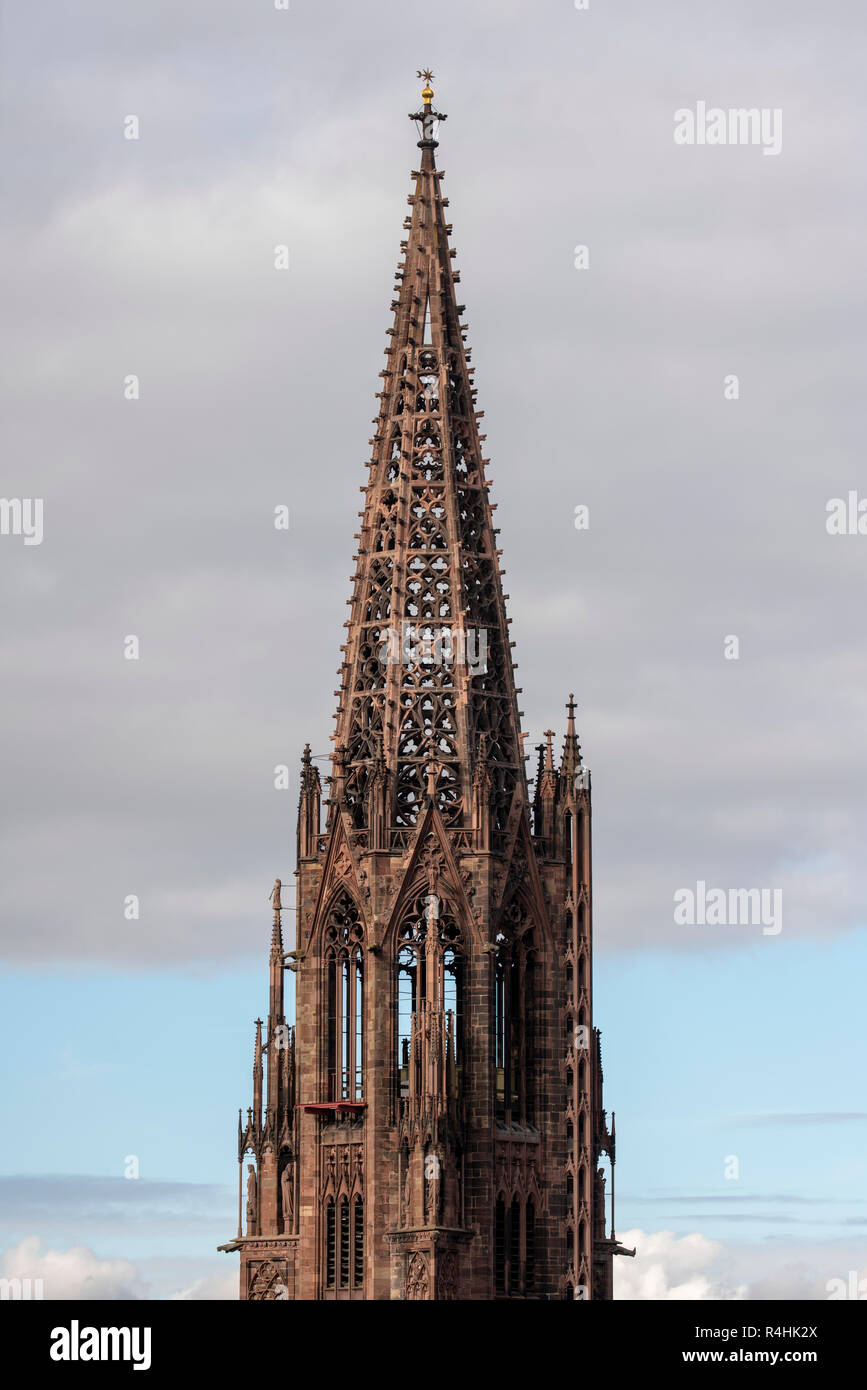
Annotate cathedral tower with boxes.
[220,77,632,1300]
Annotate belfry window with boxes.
[353,1197,364,1288]
[574,812,583,880]
[494,1197,506,1293]
[325,1199,336,1288]
[494,1195,535,1297]
[494,899,536,1126]
[525,1200,536,1291]
[339,1198,350,1287]
[396,892,463,1101]
[509,1197,521,1289]
[324,1195,363,1295]
[324,896,364,1101]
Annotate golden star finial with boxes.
[417,68,435,104]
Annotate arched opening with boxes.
[494,899,537,1127]
[339,1197,350,1289]
[494,1196,506,1293]
[353,1197,364,1290]
[323,1187,363,1298]
[525,1200,536,1292]
[395,892,464,1106]
[324,896,364,1101]
[324,1198,336,1290]
[509,1197,522,1295]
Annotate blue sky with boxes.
[2,927,865,1296]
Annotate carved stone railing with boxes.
[449,829,473,852]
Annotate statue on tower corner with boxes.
[246,1164,257,1233]
[281,1164,294,1232]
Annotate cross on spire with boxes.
[410,70,447,146]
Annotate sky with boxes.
[1,0,865,1300]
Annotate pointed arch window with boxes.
[494,899,537,1127]
[494,1196,506,1293]
[339,1197,350,1287]
[494,1195,535,1297]
[525,1199,536,1292]
[396,891,463,1103]
[353,1197,364,1289]
[324,896,364,1101]
[325,1198,336,1289]
[323,1193,364,1297]
[573,811,584,881]
[509,1197,522,1293]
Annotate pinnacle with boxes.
[560,694,583,783]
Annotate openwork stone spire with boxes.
[222,77,629,1303]
[333,79,524,832]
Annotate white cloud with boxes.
[1,1235,147,1301]
[170,1270,238,1301]
[615,1229,867,1301]
[1,1236,238,1301]
[615,1229,747,1300]
[5,1229,865,1302]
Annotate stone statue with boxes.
[281,1165,294,1230]
[246,1164,257,1225]
[403,1161,412,1225]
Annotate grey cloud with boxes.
[0,1174,230,1225]
[2,0,866,963]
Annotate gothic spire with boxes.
[560,692,583,789]
[224,79,623,1303]
[332,76,525,835]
